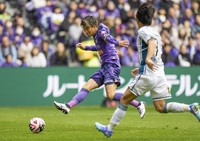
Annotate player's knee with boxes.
[106,93,114,100]
[120,96,129,105]
[82,84,91,91]
[106,95,113,100]
[106,91,114,100]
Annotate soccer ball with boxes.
[29,117,45,133]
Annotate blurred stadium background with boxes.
[0,0,199,106]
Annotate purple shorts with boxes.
[90,63,121,87]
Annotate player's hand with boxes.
[131,68,139,77]
[145,58,158,71]
[118,40,129,48]
[76,43,86,50]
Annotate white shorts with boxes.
[129,74,172,101]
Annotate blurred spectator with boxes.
[180,0,191,13]
[194,32,200,40]
[50,42,68,66]
[174,27,188,50]
[31,26,43,46]
[97,8,105,23]
[192,14,200,37]
[159,0,173,12]
[0,22,3,41]
[0,54,18,67]
[87,4,98,17]
[157,8,167,24]
[105,1,120,19]
[161,29,171,45]
[40,39,54,66]
[3,20,15,41]
[68,1,78,13]
[0,1,6,14]
[57,10,76,43]
[180,20,192,38]
[68,16,82,62]
[49,6,64,36]
[36,0,53,32]
[128,0,141,9]
[76,1,88,18]
[181,8,195,26]
[191,0,200,15]
[118,46,139,67]
[18,35,33,60]
[162,43,179,66]
[168,7,178,27]
[114,17,122,35]
[13,19,28,49]
[187,37,197,60]
[19,56,28,67]
[26,46,47,67]
[0,2,11,23]
[178,44,191,67]
[0,35,17,63]
[15,16,30,35]
[0,0,200,68]
[193,41,200,65]
[172,2,181,20]
[117,0,131,23]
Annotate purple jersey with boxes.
[85,23,120,66]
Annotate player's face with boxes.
[83,26,96,37]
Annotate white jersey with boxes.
[137,26,165,76]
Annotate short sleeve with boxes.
[138,27,152,43]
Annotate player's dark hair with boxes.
[136,2,155,25]
[81,16,98,28]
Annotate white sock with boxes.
[108,104,127,131]
[165,102,190,113]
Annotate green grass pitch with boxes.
[0,106,199,141]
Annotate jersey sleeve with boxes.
[98,30,119,46]
[138,28,152,43]
[85,45,97,51]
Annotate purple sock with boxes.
[67,88,89,108]
[113,92,140,107]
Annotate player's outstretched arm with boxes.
[102,33,129,48]
[118,40,129,48]
[76,43,97,51]
[76,43,86,50]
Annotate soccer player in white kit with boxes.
[95,2,200,138]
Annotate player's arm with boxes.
[145,38,158,71]
[99,30,129,47]
[76,43,97,51]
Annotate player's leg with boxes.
[54,78,98,114]
[152,76,200,121]
[113,92,146,118]
[152,76,190,113]
[67,78,99,107]
[113,92,142,106]
[95,87,136,137]
[153,100,200,121]
[103,63,146,118]
[95,74,149,137]
[105,83,117,100]
[153,100,189,113]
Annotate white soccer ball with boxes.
[29,117,45,133]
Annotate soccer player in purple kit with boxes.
[54,16,146,119]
